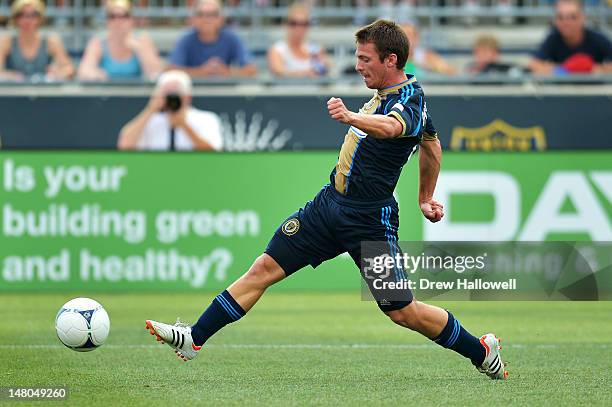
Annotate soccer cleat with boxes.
[477,333,509,380]
[145,319,201,362]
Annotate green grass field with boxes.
[1,293,611,406]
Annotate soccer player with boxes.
[145,20,507,380]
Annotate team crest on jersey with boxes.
[282,218,300,236]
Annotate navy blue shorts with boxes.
[265,184,413,312]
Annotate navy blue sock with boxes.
[433,311,486,366]
[191,290,246,347]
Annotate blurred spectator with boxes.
[402,23,456,76]
[117,70,223,151]
[267,4,331,78]
[529,0,612,75]
[0,0,73,81]
[467,34,517,74]
[168,0,256,77]
[355,0,415,26]
[78,0,163,81]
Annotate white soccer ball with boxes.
[55,297,110,352]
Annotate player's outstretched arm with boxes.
[418,138,444,223]
[327,97,402,139]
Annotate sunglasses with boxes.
[195,11,220,18]
[556,13,579,20]
[287,20,310,27]
[16,11,41,19]
[108,13,131,20]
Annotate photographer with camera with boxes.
[117,70,223,151]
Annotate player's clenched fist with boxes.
[420,199,444,223]
[327,97,353,124]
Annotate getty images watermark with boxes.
[359,242,612,301]
[365,251,516,291]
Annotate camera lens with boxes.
[164,93,182,112]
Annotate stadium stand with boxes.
[0,0,609,82]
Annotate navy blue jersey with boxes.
[330,76,438,201]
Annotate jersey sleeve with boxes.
[386,92,425,138]
[422,114,439,141]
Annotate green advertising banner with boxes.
[0,152,610,292]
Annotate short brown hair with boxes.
[474,34,499,52]
[355,20,409,70]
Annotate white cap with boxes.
[156,70,193,95]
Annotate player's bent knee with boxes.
[385,301,422,330]
[242,254,285,289]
